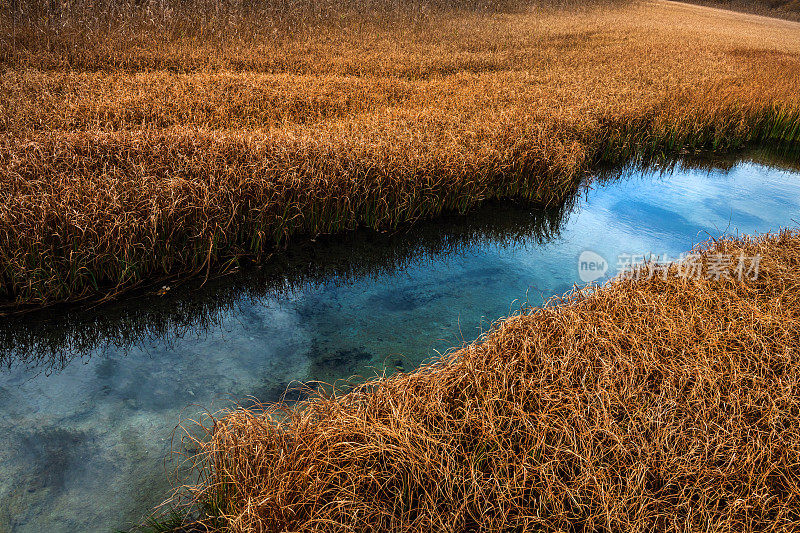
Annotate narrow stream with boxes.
[1,149,799,532]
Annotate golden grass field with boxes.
[189,230,800,532]
[1,0,800,307]
[3,2,800,531]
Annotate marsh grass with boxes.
[181,230,800,532]
[1,0,800,307]
[0,196,572,370]
[4,143,796,372]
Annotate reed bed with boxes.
[0,197,570,372]
[186,230,800,532]
[2,0,800,307]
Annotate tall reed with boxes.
[1,0,799,307]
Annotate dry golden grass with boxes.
[2,0,800,306]
[187,230,800,532]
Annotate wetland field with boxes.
[1,0,800,531]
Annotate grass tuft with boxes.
[186,230,800,532]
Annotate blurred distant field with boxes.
[686,0,800,20]
[1,0,799,306]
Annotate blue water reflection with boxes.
[0,153,799,532]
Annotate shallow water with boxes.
[1,151,799,532]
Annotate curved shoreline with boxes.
[3,0,800,308]
[176,229,800,531]
[2,111,799,311]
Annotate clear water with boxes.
[1,151,799,532]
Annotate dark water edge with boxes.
[0,144,798,532]
[0,196,571,374]
[2,143,798,374]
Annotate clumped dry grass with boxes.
[2,0,800,307]
[187,230,800,532]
